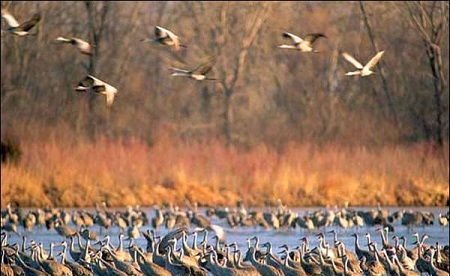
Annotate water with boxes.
[3,206,449,260]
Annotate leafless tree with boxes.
[401,1,449,147]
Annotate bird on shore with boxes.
[75,75,118,107]
[1,10,41,36]
[278,32,326,52]
[54,36,93,55]
[341,50,385,76]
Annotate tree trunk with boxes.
[359,2,400,128]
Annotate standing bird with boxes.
[438,213,448,227]
[169,58,216,81]
[141,25,186,50]
[75,75,118,107]
[1,10,40,36]
[278,32,326,52]
[341,50,385,77]
[54,36,93,55]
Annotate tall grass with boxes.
[1,134,448,207]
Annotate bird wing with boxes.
[78,75,96,87]
[71,37,90,48]
[192,57,216,75]
[1,10,19,27]
[155,26,169,39]
[303,33,326,45]
[105,91,115,107]
[342,52,364,69]
[92,85,106,93]
[17,13,40,32]
[55,36,71,43]
[169,67,190,74]
[363,51,385,71]
[161,27,181,48]
[70,37,84,45]
[282,32,303,44]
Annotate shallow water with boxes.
[4,206,449,260]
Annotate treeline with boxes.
[0,1,448,148]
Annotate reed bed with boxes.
[1,135,448,208]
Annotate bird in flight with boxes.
[278,32,326,53]
[341,51,385,77]
[1,10,41,36]
[169,58,216,81]
[75,75,118,107]
[141,26,186,51]
[55,36,93,56]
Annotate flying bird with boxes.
[278,32,326,52]
[55,36,93,55]
[141,26,186,51]
[1,9,41,36]
[75,75,118,107]
[341,50,385,77]
[169,58,216,81]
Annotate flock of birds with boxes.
[1,201,449,275]
[1,6,449,276]
[1,202,448,238]
[2,7,386,108]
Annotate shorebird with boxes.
[169,58,216,81]
[1,10,40,36]
[75,75,118,107]
[54,36,93,55]
[341,50,385,77]
[278,32,326,52]
[141,25,186,50]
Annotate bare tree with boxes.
[401,1,448,147]
[359,2,399,128]
[84,1,110,137]
[215,2,272,146]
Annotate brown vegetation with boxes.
[1,2,448,207]
[1,131,448,208]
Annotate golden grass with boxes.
[1,135,448,208]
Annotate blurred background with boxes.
[1,1,448,208]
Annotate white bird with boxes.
[75,75,118,107]
[55,36,93,55]
[169,58,216,81]
[341,50,385,77]
[1,9,40,36]
[278,32,326,52]
[141,25,186,51]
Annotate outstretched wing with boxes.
[78,75,95,87]
[156,26,181,49]
[193,57,216,75]
[1,10,20,27]
[17,13,40,32]
[282,32,303,44]
[303,33,326,45]
[92,85,106,93]
[342,52,364,69]
[105,91,115,107]
[169,67,190,74]
[155,26,169,39]
[364,51,385,71]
